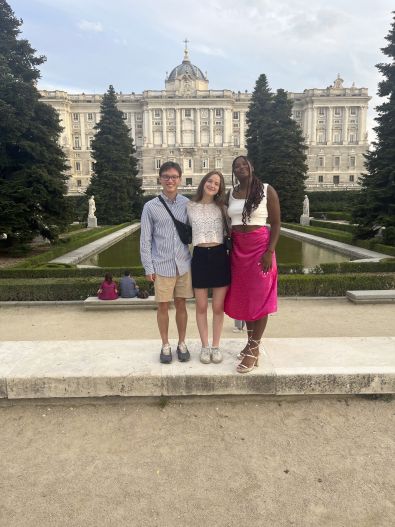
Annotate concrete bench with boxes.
[84,296,157,310]
[346,290,395,304]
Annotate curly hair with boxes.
[231,156,265,225]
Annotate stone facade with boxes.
[40,47,370,195]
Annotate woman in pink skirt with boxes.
[224,156,281,373]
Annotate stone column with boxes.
[326,107,333,145]
[162,109,167,146]
[80,114,86,150]
[130,112,136,141]
[209,108,214,146]
[176,108,181,146]
[359,105,367,143]
[310,107,317,145]
[343,106,349,144]
[239,111,245,148]
[148,109,153,146]
[143,109,149,146]
[223,108,232,146]
[195,108,201,146]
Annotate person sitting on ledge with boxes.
[119,270,139,298]
[97,272,118,300]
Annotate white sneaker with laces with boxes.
[200,346,211,364]
[211,347,223,364]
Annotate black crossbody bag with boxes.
[158,195,192,245]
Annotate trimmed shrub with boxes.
[310,219,355,234]
[314,211,353,221]
[0,266,146,279]
[307,191,359,214]
[1,273,394,301]
[311,260,395,274]
[278,273,395,296]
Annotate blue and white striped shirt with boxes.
[140,193,191,277]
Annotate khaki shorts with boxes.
[154,271,194,303]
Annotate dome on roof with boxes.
[167,48,207,82]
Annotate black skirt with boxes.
[191,244,231,289]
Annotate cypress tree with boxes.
[352,12,395,244]
[0,0,69,247]
[87,85,143,224]
[246,76,307,221]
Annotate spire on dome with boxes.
[183,38,190,62]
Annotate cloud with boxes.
[77,20,103,32]
[193,44,226,57]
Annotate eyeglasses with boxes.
[160,175,180,181]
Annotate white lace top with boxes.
[187,201,225,246]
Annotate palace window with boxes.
[350,156,356,168]
[136,113,142,121]
[77,179,82,187]
[317,133,325,144]
[184,109,191,118]
[334,107,341,116]
[188,159,192,169]
[186,178,193,186]
[73,113,79,121]
[155,159,161,169]
[234,136,240,147]
[349,175,355,182]
[154,121,161,126]
[233,112,239,120]
[318,157,324,167]
[334,156,340,168]
[88,137,93,149]
[215,121,222,125]
[350,107,357,115]
[215,158,222,169]
[318,107,325,116]
[87,113,93,121]
[295,110,301,118]
[75,161,81,171]
[349,133,356,143]
[333,175,340,184]
[154,110,161,118]
[318,175,324,183]
[333,133,341,143]
[122,113,127,120]
[202,159,209,169]
[215,109,222,117]
[73,137,80,149]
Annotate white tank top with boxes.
[227,183,268,226]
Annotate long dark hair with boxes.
[193,170,226,207]
[104,272,113,284]
[231,156,265,225]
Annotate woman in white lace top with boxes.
[187,171,231,364]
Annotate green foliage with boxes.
[86,85,143,224]
[65,194,89,223]
[0,265,145,279]
[1,273,394,301]
[313,211,352,221]
[352,13,395,243]
[310,219,356,234]
[0,276,153,301]
[310,260,395,274]
[307,191,359,214]
[246,76,308,221]
[0,0,69,247]
[11,223,130,268]
[278,273,395,296]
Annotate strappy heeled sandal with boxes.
[236,339,260,374]
[236,329,253,360]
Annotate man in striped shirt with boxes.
[140,161,193,363]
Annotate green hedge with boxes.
[0,277,154,301]
[11,223,131,269]
[307,191,359,213]
[314,211,353,221]
[282,223,395,257]
[310,219,355,234]
[311,261,395,274]
[1,273,394,301]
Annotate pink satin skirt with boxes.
[224,226,277,321]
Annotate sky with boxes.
[9,0,395,139]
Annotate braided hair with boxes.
[231,156,265,225]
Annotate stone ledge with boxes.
[84,296,157,310]
[346,290,395,304]
[0,337,394,399]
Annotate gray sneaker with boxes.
[200,346,211,364]
[211,347,223,364]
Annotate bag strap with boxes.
[219,204,231,237]
[158,195,178,225]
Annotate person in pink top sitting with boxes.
[97,272,118,300]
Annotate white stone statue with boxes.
[303,195,309,217]
[88,196,96,218]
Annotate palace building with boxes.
[40,44,371,195]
